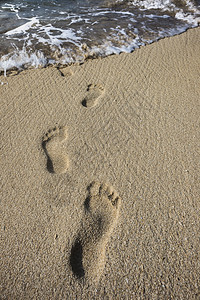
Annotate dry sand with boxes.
[0,27,200,299]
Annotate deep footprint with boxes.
[82,84,104,108]
[70,181,121,284]
[42,126,69,174]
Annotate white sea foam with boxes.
[146,14,170,19]
[175,11,200,25]
[0,46,47,76]
[2,3,21,19]
[131,0,176,11]
[36,24,82,49]
[5,17,39,35]
[131,0,200,24]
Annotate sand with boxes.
[0,27,199,299]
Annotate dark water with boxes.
[0,0,199,73]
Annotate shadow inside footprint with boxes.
[42,141,54,173]
[70,239,85,279]
[81,99,87,107]
[84,196,90,211]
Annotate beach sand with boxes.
[0,27,199,299]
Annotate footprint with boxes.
[81,84,104,108]
[42,126,69,174]
[57,67,73,78]
[70,181,121,284]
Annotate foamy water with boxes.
[0,0,199,74]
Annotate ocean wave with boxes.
[0,46,47,76]
[0,0,199,74]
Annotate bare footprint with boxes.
[70,181,121,284]
[82,84,104,108]
[42,126,69,174]
[57,67,73,78]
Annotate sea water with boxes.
[0,0,199,74]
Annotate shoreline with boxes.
[0,25,199,78]
[1,27,199,299]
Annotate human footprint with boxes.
[42,126,69,174]
[81,84,104,108]
[70,181,121,284]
